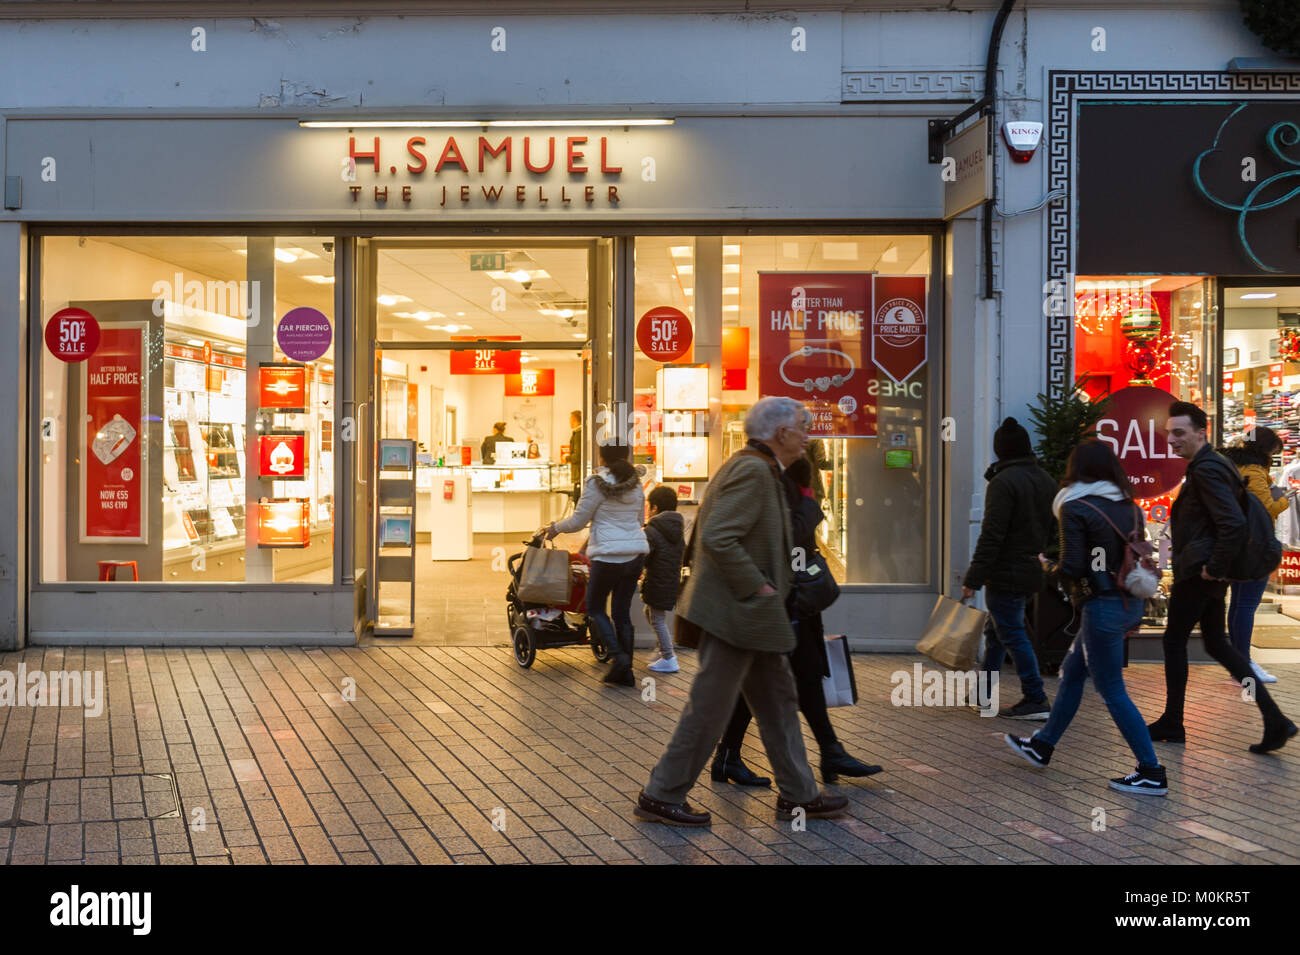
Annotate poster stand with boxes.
[376,438,416,636]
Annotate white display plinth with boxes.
[427,474,472,560]
[472,490,547,534]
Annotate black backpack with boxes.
[1226,473,1283,582]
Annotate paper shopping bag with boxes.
[517,541,572,605]
[821,634,858,708]
[915,595,987,671]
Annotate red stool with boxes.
[97,560,139,582]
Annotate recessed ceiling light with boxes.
[670,246,692,258]
[723,287,739,295]
[508,269,532,283]
[273,249,297,264]
[676,265,693,275]
[187,339,205,346]
[286,247,318,260]
[414,312,432,321]
[228,345,244,353]
[722,304,739,312]
[723,264,740,274]
[456,312,465,316]
[1241,292,1277,300]
[571,333,586,339]
[303,275,334,284]
[723,245,740,256]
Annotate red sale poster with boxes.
[758,272,876,438]
[82,323,147,542]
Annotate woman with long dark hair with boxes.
[1223,426,1288,685]
[1003,439,1169,796]
[545,442,648,686]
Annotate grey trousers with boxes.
[644,631,820,805]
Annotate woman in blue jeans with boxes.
[1003,439,1168,796]
[1224,429,1288,685]
[545,442,648,687]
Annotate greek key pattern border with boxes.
[842,69,993,102]
[1045,71,1300,396]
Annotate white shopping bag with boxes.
[821,634,858,708]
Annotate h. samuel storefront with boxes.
[0,111,971,648]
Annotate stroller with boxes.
[506,533,612,668]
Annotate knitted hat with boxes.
[993,417,1033,461]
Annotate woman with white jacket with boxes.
[545,442,649,686]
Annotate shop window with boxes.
[39,235,337,584]
[632,234,934,585]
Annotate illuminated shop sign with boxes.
[259,364,308,410]
[342,134,625,208]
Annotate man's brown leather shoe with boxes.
[776,791,849,820]
[634,791,711,827]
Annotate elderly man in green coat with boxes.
[634,396,848,827]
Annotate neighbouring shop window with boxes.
[39,235,337,584]
[631,234,934,585]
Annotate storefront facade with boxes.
[1051,71,1300,610]
[0,68,970,649]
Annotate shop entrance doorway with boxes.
[354,239,614,644]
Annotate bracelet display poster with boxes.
[81,322,147,542]
[758,272,877,438]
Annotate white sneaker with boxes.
[648,656,680,673]
[1251,661,1279,684]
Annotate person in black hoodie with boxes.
[1004,439,1170,795]
[642,486,686,674]
[962,417,1059,720]
[710,457,882,786]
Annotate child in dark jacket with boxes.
[642,486,686,673]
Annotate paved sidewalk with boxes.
[1,645,1297,865]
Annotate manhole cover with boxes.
[0,773,180,826]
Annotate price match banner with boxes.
[758,272,877,438]
[82,323,147,542]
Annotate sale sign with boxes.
[637,306,693,361]
[449,348,521,374]
[758,272,876,438]
[46,307,101,363]
[871,276,928,384]
[82,323,146,542]
[504,368,556,396]
[1094,385,1186,496]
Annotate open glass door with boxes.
[352,238,608,643]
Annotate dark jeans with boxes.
[1227,578,1269,664]
[1160,576,1286,728]
[587,556,644,667]
[981,589,1047,703]
[1036,594,1158,768]
[720,632,837,755]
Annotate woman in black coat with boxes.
[710,457,882,786]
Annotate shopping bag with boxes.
[517,541,572,605]
[821,634,858,708]
[915,595,987,671]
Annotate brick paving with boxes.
[1,645,1297,865]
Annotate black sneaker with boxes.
[1004,734,1053,767]
[1109,765,1168,797]
[999,696,1051,720]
